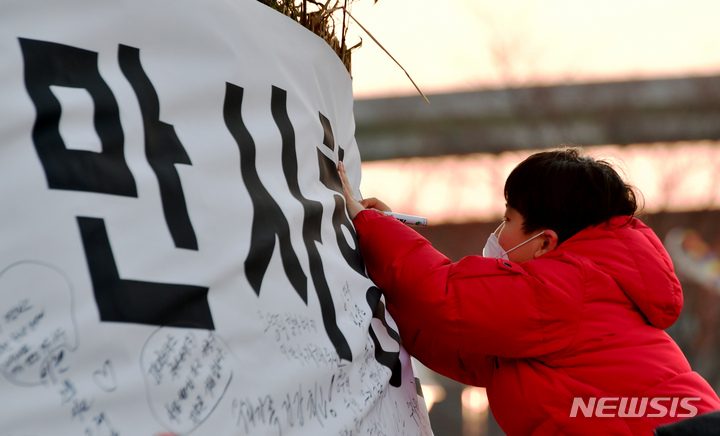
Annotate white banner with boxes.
[0,1,432,435]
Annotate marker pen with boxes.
[383,212,428,226]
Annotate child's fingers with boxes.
[360,197,392,212]
[337,161,364,219]
[338,161,348,184]
[338,161,348,185]
[338,161,354,199]
[339,162,393,218]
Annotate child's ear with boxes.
[534,230,558,259]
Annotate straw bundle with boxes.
[256,0,377,74]
[257,0,428,103]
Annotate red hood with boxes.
[557,216,683,329]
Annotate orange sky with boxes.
[359,141,720,224]
[348,0,720,99]
[346,1,720,223]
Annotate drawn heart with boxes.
[92,359,117,392]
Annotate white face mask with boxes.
[482,221,546,260]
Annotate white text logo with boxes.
[570,397,700,418]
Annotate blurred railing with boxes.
[354,75,720,161]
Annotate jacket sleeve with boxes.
[353,210,583,386]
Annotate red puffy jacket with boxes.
[353,211,720,435]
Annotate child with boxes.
[338,148,720,435]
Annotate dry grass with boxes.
[257,0,373,74]
[257,0,429,103]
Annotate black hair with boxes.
[503,147,640,245]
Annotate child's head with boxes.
[504,147,639,245]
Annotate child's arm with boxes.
[354,210,497,386]
[338,163,496,384]
[352,210,583,366]
[339,163,581,382]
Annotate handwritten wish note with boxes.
[141,328,233,434]
[238,303,415,436]
[0,261,121,435]
[0,262,78,386]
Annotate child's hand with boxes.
[338,161,392,220]
[360,197,392,213]
[338,161,366,219]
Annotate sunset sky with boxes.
[346,1,720,223]
[348,0,720,99]
[358,142,720,224]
